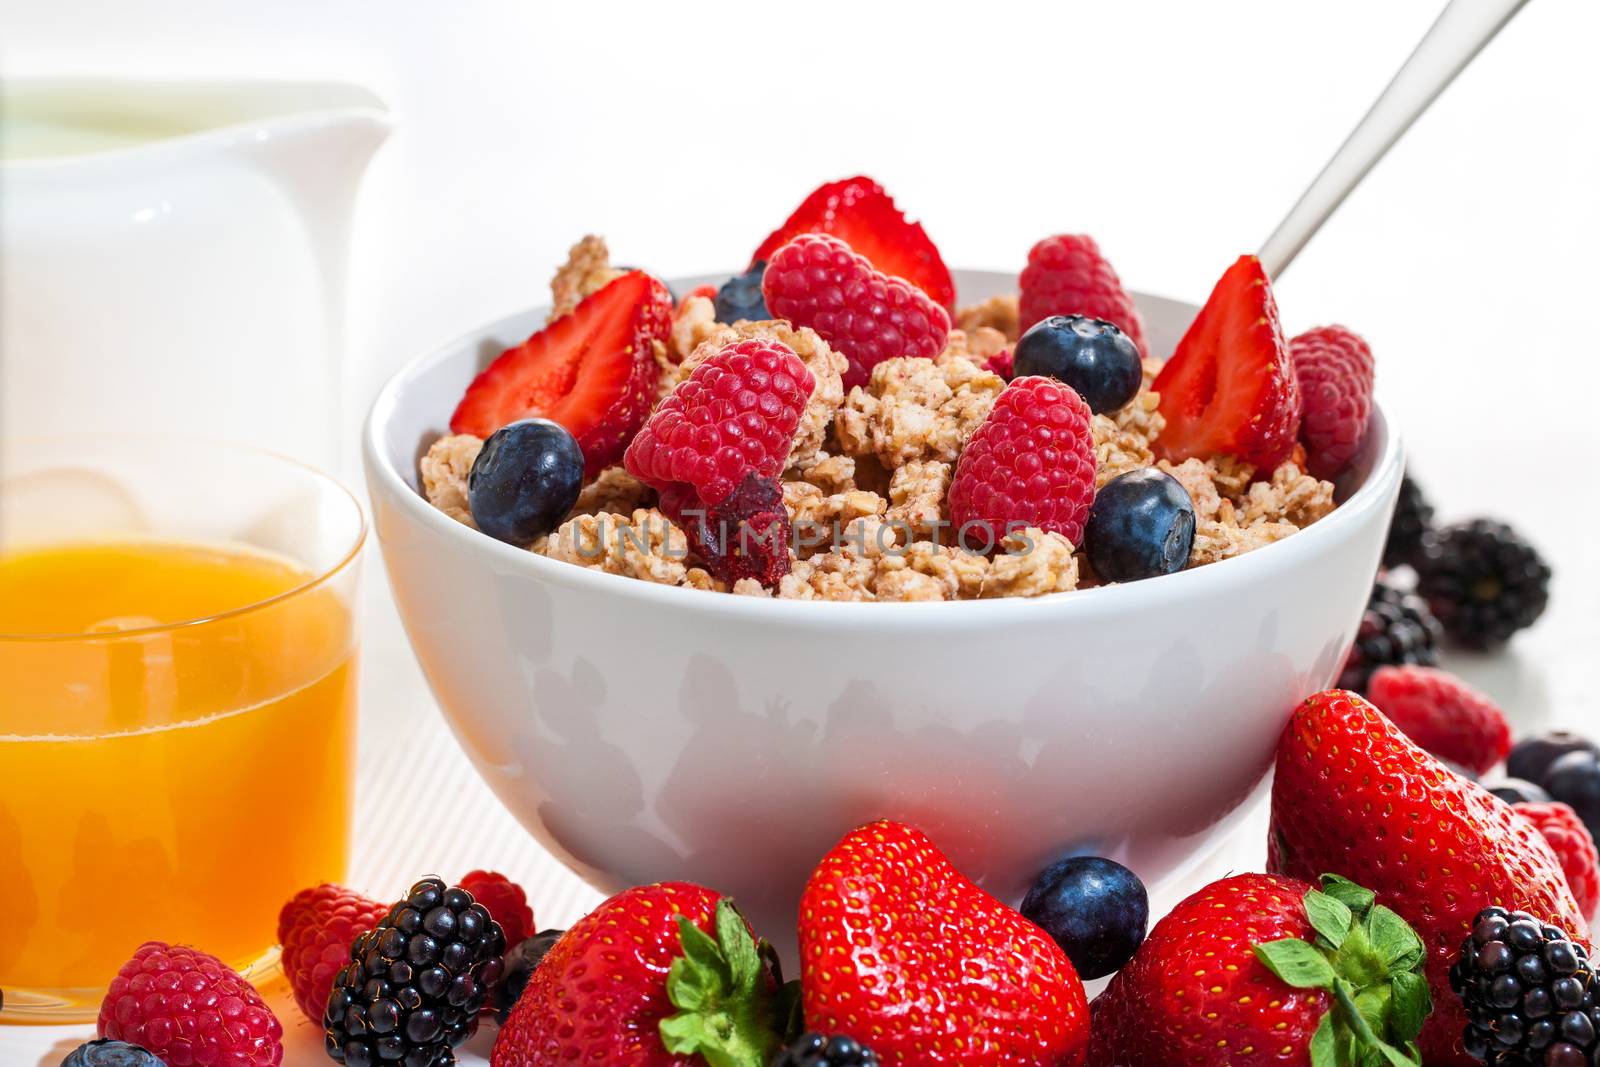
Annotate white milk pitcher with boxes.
[0,79,391,470]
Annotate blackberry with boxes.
[492,927,564,1023]
[1336,577,1443,693]
[1383,472,1435,568]
[772,1032,881,1066]
[1417,519,1551,648]
[61,1041,167,1067]
[1451,906,1597,1065]
[714,261,769,324]
[324,877,506,1067]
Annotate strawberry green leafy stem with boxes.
[1254,873,1432,1067]
[659,898,802,1067]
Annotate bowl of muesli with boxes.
[363,181,1402,954]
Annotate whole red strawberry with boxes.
[1514,801,1600,919]
[492,882,791,1067]
[1018,234,1147,356]
[800,820,1089,1066]
[277,883,389,1025]
[1290,325,1375,479]
[451,270,672,477]
[99,941,283,1067]
[1366,665,1511,776]
[460,870,536,947]
[1088,873,1432,1067]
[948,376,1097,549]
[762,232,951,390]
[1268,689,1589,1066]
[1154,255,1301,469]
[625,337,813,585]
[752,175,956,311]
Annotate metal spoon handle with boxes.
[1259,0,1531,279]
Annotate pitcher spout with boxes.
[229,82,392,311]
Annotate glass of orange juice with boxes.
[0,435,365,1020]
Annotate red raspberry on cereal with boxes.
[1018,234,1147,356]
[1512,801,1600,918]
[983,348,1014,381]
[625,337,814,585]
[277,883,389,1024]
[761,233,951,391]
[751,175,957,311]
[948,375,1096,549]
[1366,664,1512,776]
[99,941,283,1067]
[1290,325,1375,479]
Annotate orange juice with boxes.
[0,539,358,1012]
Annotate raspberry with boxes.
[1366,664,1511,775]
[662,473,792,587]
[277,883,389,1025]
[625,338,814,506]
[1512,801,1600,918]
[983,348,1014,381]
[761,233,950,390]
[459,870,536,947]
[947,376,1096,550]
[1288,325,1375,479]
[624,338,812,587]
[1018,235,1147,356]
[99,941,283,1067]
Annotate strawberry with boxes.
[1153,255,1302,469]
[491,882,794,1067]
[799,820,1089,1066]
[1088,872,1432,1067]
[751,176,957,311]
[450,270,672,478]
[1268,690,1589,1066]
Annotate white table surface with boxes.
[4,1,1598,1062]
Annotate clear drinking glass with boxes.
[0,435,365,1020]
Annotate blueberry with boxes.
[1084,469,1196,583]
[1544,751,1600,841]
[714,261,769,324]
[1485,778,1552,805]
[467,419,585,545]
[1012,315,1142,414]
[1020,856,1148,979]
[1507,732,1600,786]
[62,1041,167,1067]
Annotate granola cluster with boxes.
[420,252,1341,602]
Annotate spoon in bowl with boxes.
[1259,0,1532,279]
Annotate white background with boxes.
[4,1,1600,1063]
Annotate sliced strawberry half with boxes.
[751,175,956,311]
[450,270,672,478]
[1153,255,1302,469]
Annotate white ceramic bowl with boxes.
[364,270,1404,955]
